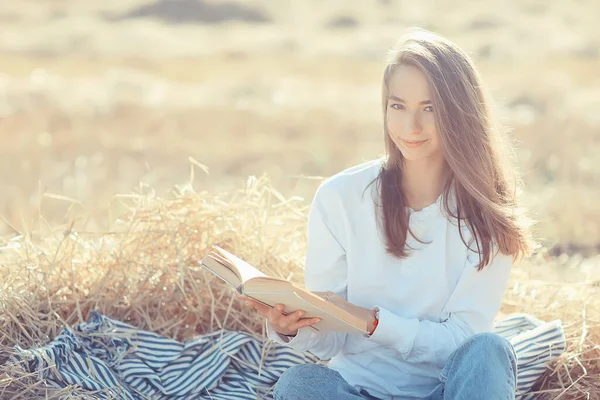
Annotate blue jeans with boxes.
[273,333,517,400]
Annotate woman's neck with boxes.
[401,156,448,211]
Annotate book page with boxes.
[213,246,269,284]
[200,256,243,291]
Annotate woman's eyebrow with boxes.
[389,95,432,105]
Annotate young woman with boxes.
[240,29,535,400]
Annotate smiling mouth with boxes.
[402,139,427,144]
[400,139,428,147]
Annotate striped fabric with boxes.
[10,312,565,399]
[495,314,567,399]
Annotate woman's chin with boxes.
[397,146,442,162]
[398,147,426,160]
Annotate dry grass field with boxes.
[1,0,599,398]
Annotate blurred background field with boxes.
[1,0,599,398]
[1,0,599,261]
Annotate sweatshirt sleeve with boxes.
[364,246,513,368]
[265,183,350,361]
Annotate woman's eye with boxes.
[424,106,434,112]
[390,104,405,110]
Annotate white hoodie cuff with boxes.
[362,305,420,357]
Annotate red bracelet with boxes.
[368,313,379,336]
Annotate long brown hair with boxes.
[373,29,536,270]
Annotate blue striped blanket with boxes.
[10,312,565,399]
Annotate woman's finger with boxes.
[279,309,307,327]
[288,317,321,332]
[267,304,287,326]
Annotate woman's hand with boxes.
[236,293,321,336]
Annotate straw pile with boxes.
[1,176,598,399]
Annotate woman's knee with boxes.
[274,363,335,400]
[464,333,517,369]
[468,333,514,355]
[441,333,518,398]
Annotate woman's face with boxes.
[386,65,443,163]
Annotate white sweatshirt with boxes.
[266,158,513,399]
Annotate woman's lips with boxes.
[400,139,428,148]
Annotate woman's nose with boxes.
[406,114,422,134]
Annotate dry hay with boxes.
[0,176,598,399]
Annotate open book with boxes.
[198,246,368,334]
